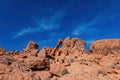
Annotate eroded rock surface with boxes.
[0,37,120,80]
[90,39,120,55]
[24,56,50,70]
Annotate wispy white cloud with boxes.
[14,13,62,38]
[72,16,99,36]
[72,9,120,36]
[14,20,59,38]
[14,0,74,38]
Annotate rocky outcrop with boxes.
[54,37,86,56]
[25,41,39,51]
[90,39,120,55]
[18,41,39,58]
[0,37,120,80]
[24,56,50,70]
[50,37,87,65]
[37,48,47,58]
[0,48,8,56]
[49,63,66,76]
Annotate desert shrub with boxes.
[61,68,69,76]
[79,59,83,64]
[98,69,106,75]
[69,58,74,63]
[107,63,115,69]
[86,59,89,62]
[7,57,16,62]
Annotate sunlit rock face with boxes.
[90,39,120,55]
[0,37,120,80]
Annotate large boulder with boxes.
[49,63,66,76]
[24,56,50,70]
[90,39,120,55]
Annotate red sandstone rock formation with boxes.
[0,37,120,80]
[90,39,120,55]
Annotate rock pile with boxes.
[0,37,120,80]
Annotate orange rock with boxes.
[0,37,120,80]
[35,71,52,80]
[37,48,47,58]
[90,39,120,55]
[67,62,99,77]
[49,63,65,76]
[0,64,8,74]
[52,37,87,64]
[30,49,39,56]
[24,56,50,70]
[25,41,39,51]
[99,56,115,68]
[115,64,120,69]
[58,74,95,80]
[0,48,8,55]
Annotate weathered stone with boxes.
[35,71,52,80]
[37,48,47,58]
[49,63,65,76]
[25,41,39,51]
[24,56,50,70]
[52,37,87,64]
[0,38,120,80]
[90,39,120,55]
[0,48,8,55]
[30,49,39,56]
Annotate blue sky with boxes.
[0,0,120,50]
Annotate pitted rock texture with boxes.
[90,39,120,55]
[24,56,50,70]
[50,37,87,64]
[0,37,120,80]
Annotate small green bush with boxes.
[107,63,115,69]
[79,59,83,64]
[7,58,16,62]
[69,58,74,63]
[61,68,69,76]
[98,69,105,75]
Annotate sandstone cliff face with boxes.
[0,37,120,80]
[90,39,120,55]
